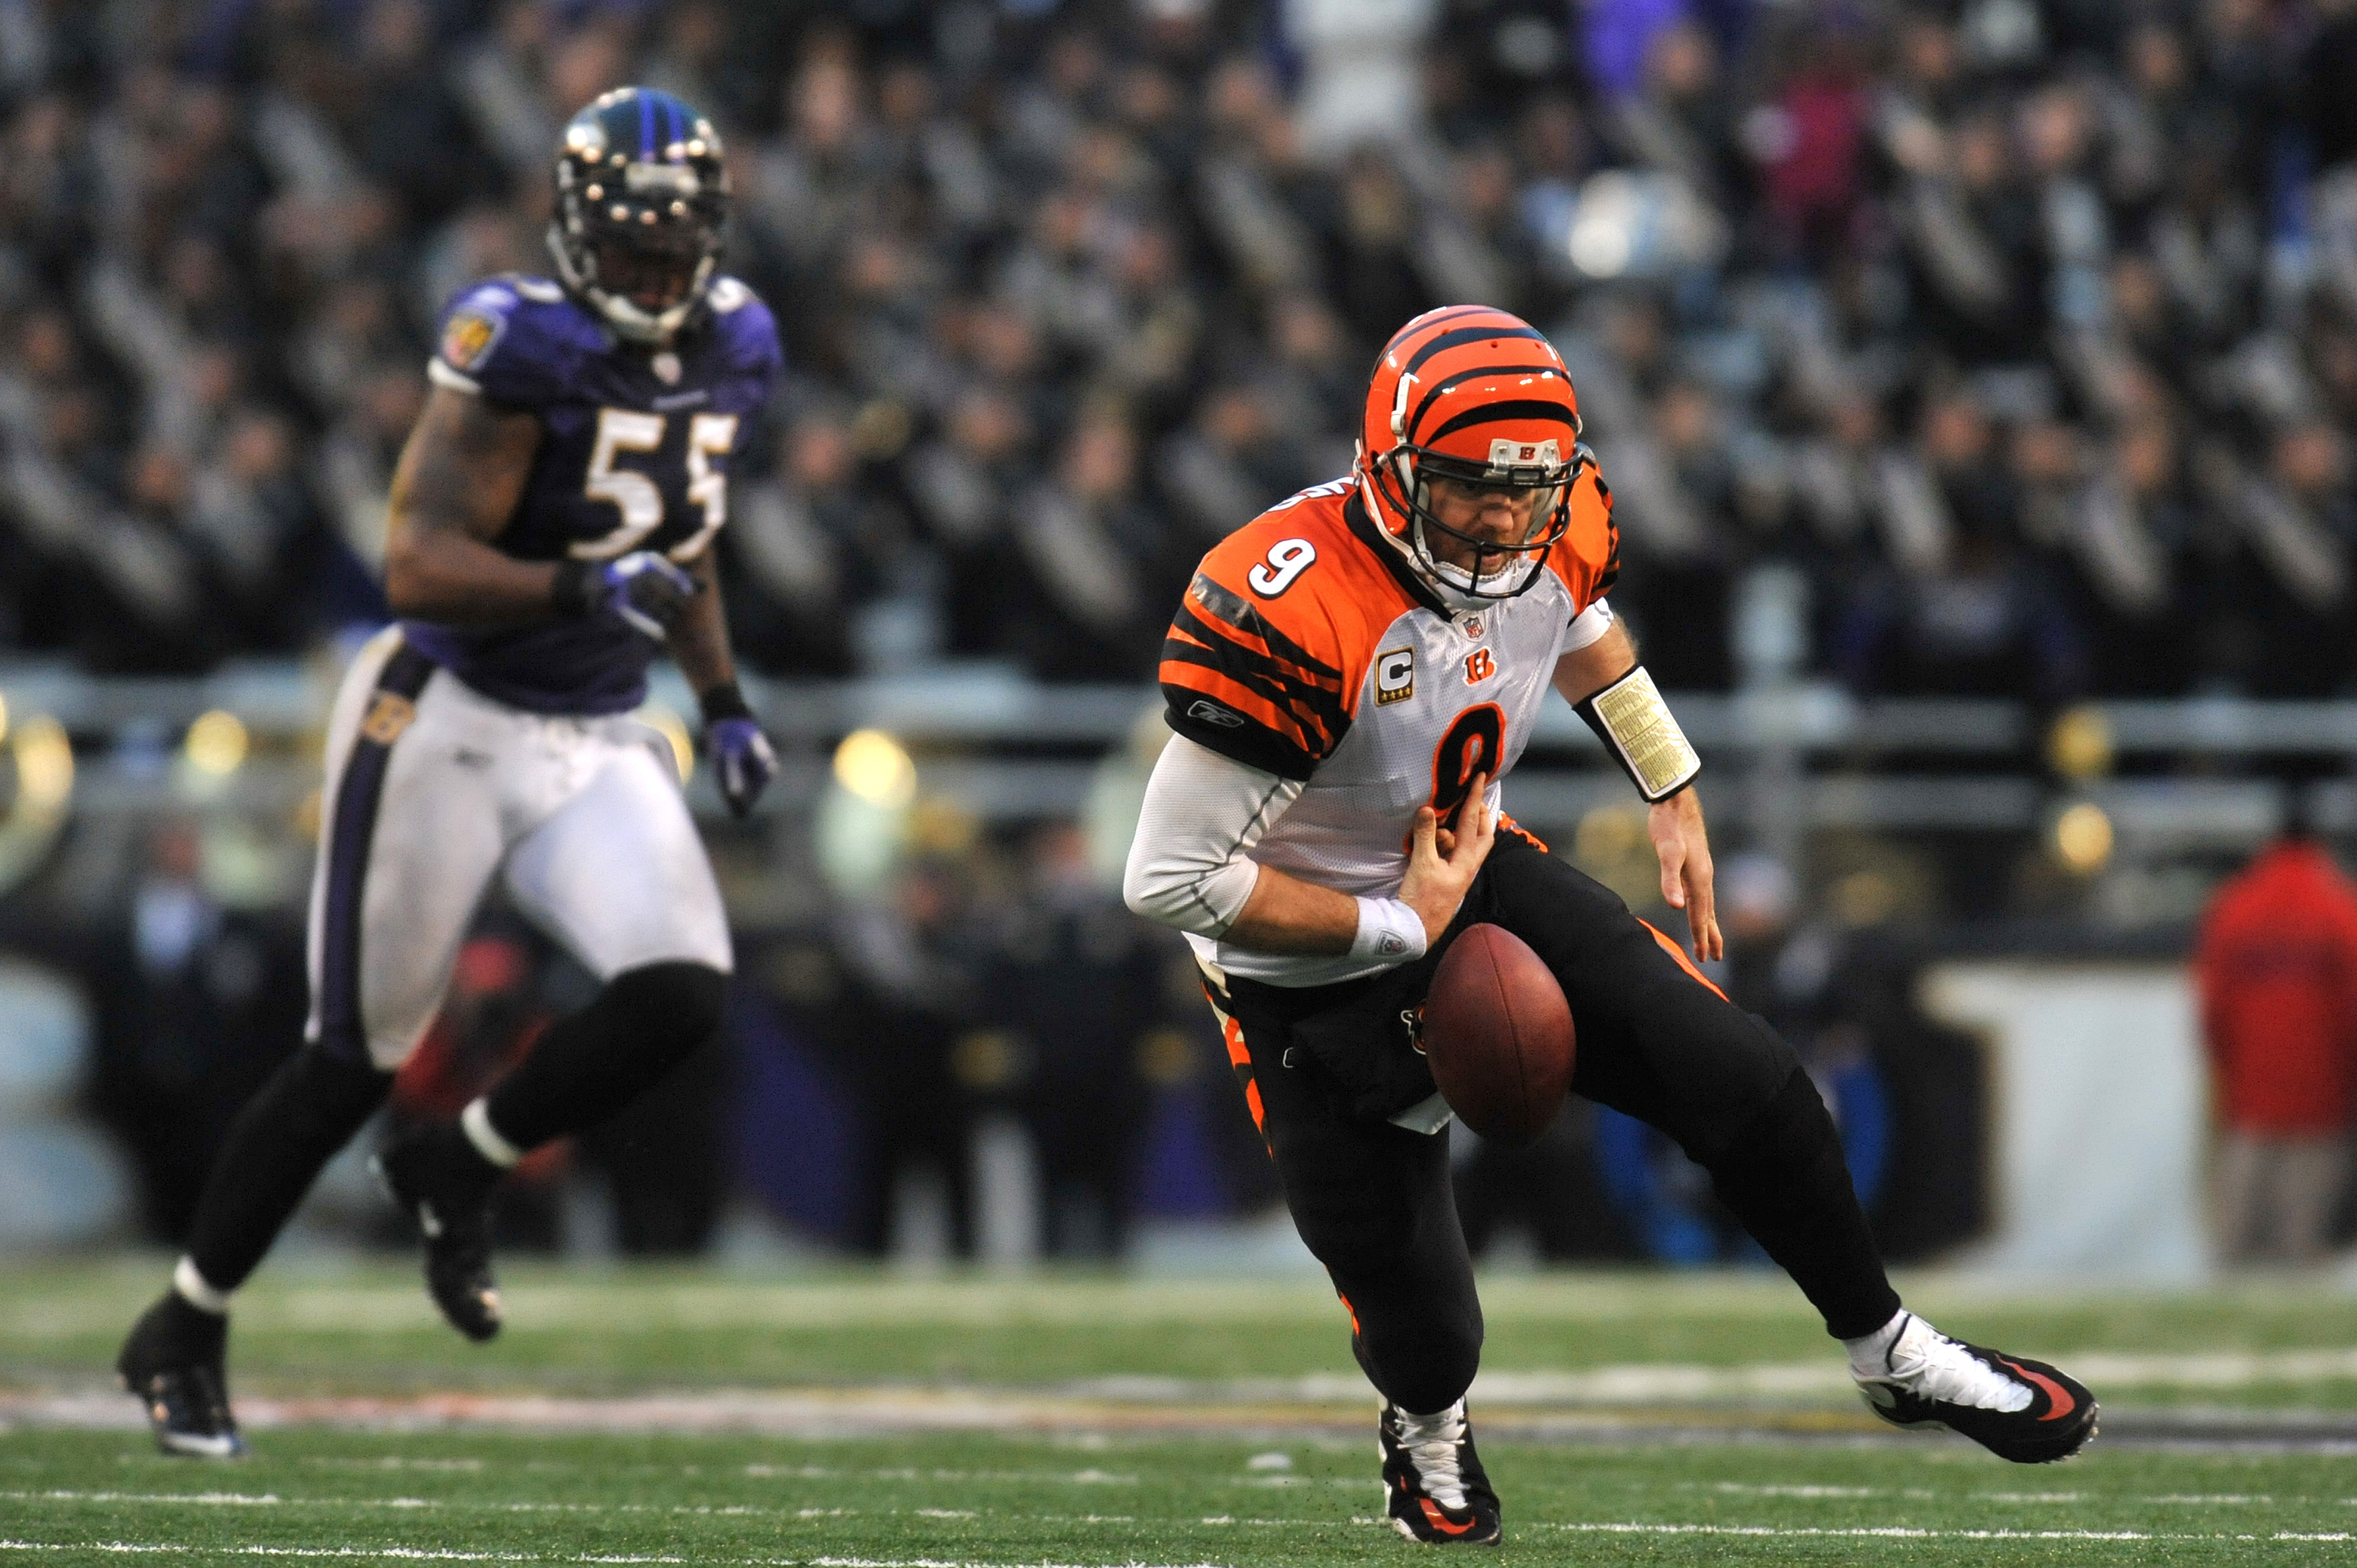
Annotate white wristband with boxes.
[1350,896,1429,964]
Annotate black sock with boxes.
[184,1046,392,1293]
[483,962,724,1153]
[1705,1068,1902,1340]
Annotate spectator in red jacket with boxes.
[2195,798,2357,1265]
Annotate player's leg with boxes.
[2276,1136,2349,1263]
[120,638,505,1454]
[374,728,728,1334]
[2210,1130,2268,1263]
[1470,834,2095,1462]
[1207,979,1500,1544]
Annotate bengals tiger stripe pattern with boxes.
[1158,487,1423,780]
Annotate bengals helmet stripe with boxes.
[1423,399,1582,444]
[1399,323,1549,379]
[1378,305,1494,358]
[1402,364,1562,435]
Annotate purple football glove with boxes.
[699,682,774,817]
[709,718,776,816]
[553,551,697,641]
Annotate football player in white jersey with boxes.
[1125,307,2098,1544]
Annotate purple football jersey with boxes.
[402,273,781,714]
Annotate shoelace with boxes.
[1392,1400,1470,1510]
[1870,1315,2033,1414]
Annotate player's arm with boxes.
[382,386,549,622]
[668,542,776,817]
[667,544,735,696]
[1552,616,1722,960]
[1124,735,1494,955]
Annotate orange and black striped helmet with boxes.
[1355,305,1584,602]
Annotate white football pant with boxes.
[303,627,732,1071]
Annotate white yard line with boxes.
[9,1384,2357,1447]
[1700,1482,2336,1506]
[0,1549,682,1564]
[1535,1523,2356,1541]
[7,1533,2354,1564]
[14,1346,2357,1445]
[0,1552,1240,1568]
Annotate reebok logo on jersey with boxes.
[1376,647,1415,705]
[1187,699,1246,729]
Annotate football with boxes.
[1421,924,1576,1146]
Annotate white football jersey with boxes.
[1160,476,1619,987]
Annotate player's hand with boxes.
[1401,773,1495,946]
[707,718,776,817]
[556,551,698,641]
[1649,787,1721,960]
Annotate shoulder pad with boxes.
[434,275,592,405]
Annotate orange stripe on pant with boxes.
[1641,919,1729,1001]
[1219,1014,1268,1136]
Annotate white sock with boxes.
[1392,1400,1470,1511]
[1847,1309,2032,1412]
[172,1256,231,1316]
[1842,1309,1910,1379]
[461,1098,523,1168]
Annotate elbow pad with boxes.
[1576,664,1701,802]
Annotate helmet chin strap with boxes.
[545,227,711,344]
[1411,514,1542,606]
[1361,450,1554,606]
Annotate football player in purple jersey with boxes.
[115,88,780,1457]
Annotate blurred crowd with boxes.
[5,0,2357,696]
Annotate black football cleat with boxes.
[1380,1399,1502,1544]
[117,1292,244,1459]
[1855,1313,2098,1464]
[372,1122,503,1342]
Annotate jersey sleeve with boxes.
[1546,453,1621,615]
[1159,550,1355,782]
[707,277,782,435]
[428,280,569,407]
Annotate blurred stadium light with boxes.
[7,659,2354,845]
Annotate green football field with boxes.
[5,1257,2357,1564]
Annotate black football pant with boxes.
[1210,832,1899,1416]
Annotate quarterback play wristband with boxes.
[1350,896,1428,964]
[1576,664,1701,802]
